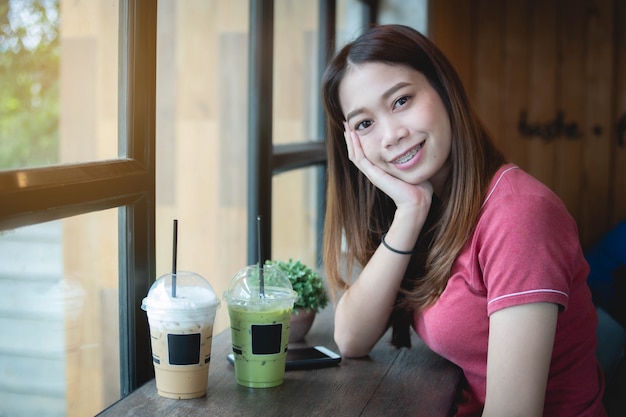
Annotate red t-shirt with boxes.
[414,164,606,416]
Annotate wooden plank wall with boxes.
[430,0,626,249]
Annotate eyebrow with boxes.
[345,81,412,123]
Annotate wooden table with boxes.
[98,308,461,417]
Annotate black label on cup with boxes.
[168,333,201,365]
[251,324,282,355]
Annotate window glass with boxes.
[378,0,429,33]
[155,0,250,336]
[0,209,120,417]
[272,0,321,267]
[273,0,319,144]
[272,166,319,268]
[334,0,429,48]
[0,0,119,171]
[336,0,368,47]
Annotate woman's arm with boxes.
[334,207,427,357]
[334,125,433,358]
[482,302,558,417]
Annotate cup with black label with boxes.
[141,271,220,399]
[224,264,297,388]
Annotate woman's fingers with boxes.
[344,123,372,168]
[343,122,360,161]
[344,124,380,180]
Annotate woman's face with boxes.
[339,62,452,193]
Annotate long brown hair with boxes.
[321,25,505,313]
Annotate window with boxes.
[0,1,154,415]
[0,0,120,171]
[0,211,120,417]
[153,0,328,337]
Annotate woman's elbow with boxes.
[334,328,372,358]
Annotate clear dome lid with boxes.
[224,264,297,307]
[141,271,219,312]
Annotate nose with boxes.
[381,116,409,147]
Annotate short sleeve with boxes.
[475,187,586,316]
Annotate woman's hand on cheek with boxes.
[343,122,381,181]
[343,123,433,213]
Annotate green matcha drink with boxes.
[225,265,297,388]
[228,304,292,387]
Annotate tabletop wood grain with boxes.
[98,307,461,417]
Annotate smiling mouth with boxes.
[392,142,424,164]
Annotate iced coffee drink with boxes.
[142,271,219,399]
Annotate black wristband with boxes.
[381,233,413,255]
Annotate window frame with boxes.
[246,0,334,266]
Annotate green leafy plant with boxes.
[266,259,329,314]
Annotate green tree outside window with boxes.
[0,0,59,170]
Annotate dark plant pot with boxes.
[289,308,316,342]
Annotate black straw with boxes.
[172,219,178,298]
[257,215,265,298]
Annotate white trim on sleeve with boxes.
[488,288,569,306]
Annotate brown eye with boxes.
[356,120,373,131]
[394,96,410,109]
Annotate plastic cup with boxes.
[141,271,220,399]
[224,264,298,388]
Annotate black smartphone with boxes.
[227,346,341,370]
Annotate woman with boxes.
[321,24,606,416]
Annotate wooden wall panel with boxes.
[430,0,625,248]
[555,0,586,225]
[501,0,530,168]
[428,1,473,93]
[527,0,558,189]
[472,0,504,139]
[611,0,626,226]
[580,0,614,245]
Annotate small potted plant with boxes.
[266,258,329,342]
